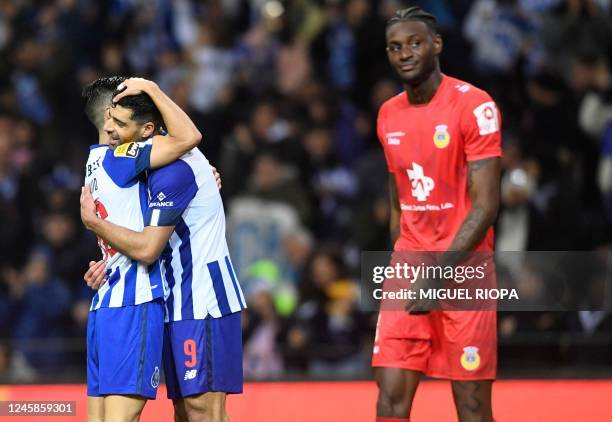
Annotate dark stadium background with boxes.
[0,0,611,420]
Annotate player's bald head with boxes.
[82,76,127,130]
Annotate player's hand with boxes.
[404,277,436,314]
[112,78,157,103]
[80,185,98,230]
[212,166,222,190]
[84,260,107,290]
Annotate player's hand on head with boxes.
[84,259,107,290]
[80,185,97,230]
[112,77,157,104]
[212,166,222,190]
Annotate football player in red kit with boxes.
[372,7,502,422]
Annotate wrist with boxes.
[143,81,160,96]
[86,215,103,232]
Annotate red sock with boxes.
[376,418,410,422]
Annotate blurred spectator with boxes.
[0,340,36,383]
[302,126,357,239]
[242,151,311,224]
[188,22,235,114]
[12,249,71,370]
[289,249,368,378]
[227,150,309,276]
[36,211,98,290]
[464,0,535,77]
[280,228,314,286]
[234,17,281,95]
[0,120,33,267]
[242,277,285,380]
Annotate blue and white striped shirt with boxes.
[145,148,246,321]
[85,141,166,310]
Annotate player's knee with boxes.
[87,412,104,422]
[183,399,209,422]
[184,399,227,422]
[376,387,410,417]
[451,381,493,422]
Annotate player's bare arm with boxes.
[445,157,500,258]
[389,174,401,245]
[113,78,202,168]
[80,185,174,265]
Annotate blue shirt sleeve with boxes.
[102,141,152,187]
[145,160,198,227]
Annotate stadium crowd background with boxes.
[0,0,611,383]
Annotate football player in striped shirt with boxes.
[81,78,246,422]
[81,76,202,421]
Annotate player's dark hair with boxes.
[113,91,164,132]
[82,76,127,130]
[386,6,438,34]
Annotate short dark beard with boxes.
[399,58,438,87]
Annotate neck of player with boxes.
[404,67,442,105]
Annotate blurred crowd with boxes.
[0,0,611,382]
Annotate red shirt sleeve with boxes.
[461,90,502,161]
[377,104,397,173]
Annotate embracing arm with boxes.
[80,186,174,265]
[443,157,500,263]
[113,78,202,169]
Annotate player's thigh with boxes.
[374,367,422,417]
[450,380,493,422]
[87,396,104,422]
[372,311,432,370]
[103,394,147,422]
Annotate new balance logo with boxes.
[407,162,435,202]
[184,369,198,380]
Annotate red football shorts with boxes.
[371,310,497,380]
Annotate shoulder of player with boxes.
[149,158,195,183]
[106,141,152,161]
[87,144,107,160]
[378,92,405,117]
[446,77,494,105]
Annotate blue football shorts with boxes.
[87,298,164,399]
[162,312,243,399]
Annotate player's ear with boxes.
[140,122,155,139]
[433,33,442,55]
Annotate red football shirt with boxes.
[377,75,502,252]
